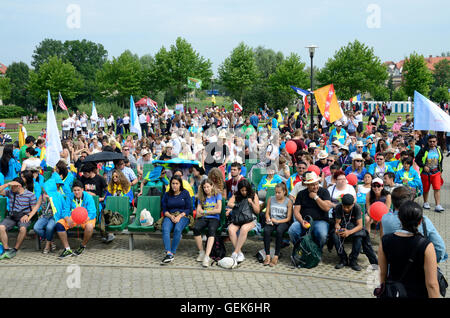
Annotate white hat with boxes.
[339,145,349,152]
[372,178,384,185]
[318,150,328,159]
[308,142,317,149]
[218,130,227,139]
[386,147,395,154]
[352,154,364,161]
[334,120,342,126]
[303,171,321,184]
[141,149,150,156]
[356,141,364,147]
[332,140,342,147]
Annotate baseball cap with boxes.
[372,178,383,185]
[342,194,355,206]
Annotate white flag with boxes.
[233,100,243,112]
[91,101,98,122]
[414,91,450,132]
[130,95,142,139]
[46,90,62,168]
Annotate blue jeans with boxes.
[288,220,329,248]
[33,216,56,241]
[162,216,190,254]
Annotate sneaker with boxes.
[196,250,206,262]
[73,245,86,256]
[435,205,445,213]
[58,249,73,259]
[202,255,210,267]
[1,249,17,259]
[231,252,238,260]
[161,253,174,264]
[236,252,245,263]
[105,233,115,243]
[50,241,57,252]
[423,202,431,209]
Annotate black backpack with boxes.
[205,236,226,263]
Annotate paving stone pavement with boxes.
[0,156,449,298]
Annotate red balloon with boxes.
[346,173,358,186]
[369,202,389,222]
[307,165,321,176]
[72,207,88,225]
[285,140,297,154]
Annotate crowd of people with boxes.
[0,102,448,298]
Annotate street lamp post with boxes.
[306,45,318,134]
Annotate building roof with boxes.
[0,62,7,75]
[385,56,450,72]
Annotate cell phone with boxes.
[338,228,345,232]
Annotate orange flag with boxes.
[313,84,343,123]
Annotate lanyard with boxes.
[73,197,83,207]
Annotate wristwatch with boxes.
[314,195,319,201]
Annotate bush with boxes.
[0,105,27,118]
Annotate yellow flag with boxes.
[18,124,25,148]
[211,95,216,105]
[313,84,343,123]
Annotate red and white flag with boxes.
[58,92,68,111]
[233,100,243,112]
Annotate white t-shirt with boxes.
[123,116,130,125]
[327,184,356,202]
[80,116,87,127]
[139,113,147,124]
[357,184,371,195]
[289,181,306,200]
[107,116,114,126]
[62,119,70,131]
[355,113,363,124]
[98,117,106,128]
[321,116,328,128]
[22,158,41,170]
[75,119,82,131]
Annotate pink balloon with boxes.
[286,140,297,154]
[369,202,389,222]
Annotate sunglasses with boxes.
[327,160,334,163]
[376,158,384,161]
[355,160,363,162]
[357,146,363,148]
[372,184,383,188]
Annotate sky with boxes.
[1,0,449,74]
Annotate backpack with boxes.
[205,236,226,262]
[291,216,322,269]
[139,208,154,227]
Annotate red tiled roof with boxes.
[386,56,450,72]
[0,62,7,74]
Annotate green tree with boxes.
[5,62,31,107]
[268,53,308,109]
[433,59,450,88]
[28,56,83,109]
[432,86,449,103]
[218,42,258,106]
[96,50,142,106]
[152,37,212,104]
[0,77,11,102]
[371,85,390,101]
[392,87,408,101]
[31,39,65,71]
[317,40,388,99]
[402,52,433,99]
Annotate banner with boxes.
[414,90,450,132]
[46,90,62,168]
[314,84,343,123]
[233,100,243,112]
[175,104,184,113]
[187,77,202,89]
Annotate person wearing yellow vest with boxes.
[415,135,444,212]
[257,169,283,201]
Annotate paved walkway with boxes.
[0,156,449,298]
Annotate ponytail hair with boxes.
[398,201,423,236]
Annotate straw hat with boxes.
[356,141,364,147]
[352,154,364,161]
[218,130,227,139]
[302,171,321,184]
[332,140,342,147]
[339,145,349,152]
[318,150,329,160]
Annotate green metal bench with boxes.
[127,196,161,250]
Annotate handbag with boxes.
[422,219,448,297]
[231,200,254,226]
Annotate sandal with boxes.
[42,247,50,254]
[263,256,271,266]
[269,256,278,267]
[50,241,57,252]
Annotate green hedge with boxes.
[0,105,27,118]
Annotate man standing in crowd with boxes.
[416,135,444,212]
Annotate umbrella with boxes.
[152,158,200,169]
[83,151,125,163]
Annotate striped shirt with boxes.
[5,189,37,215]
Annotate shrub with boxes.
[0,105,27,118]
[76,102,125,117]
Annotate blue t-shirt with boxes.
[201,194,222,220]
